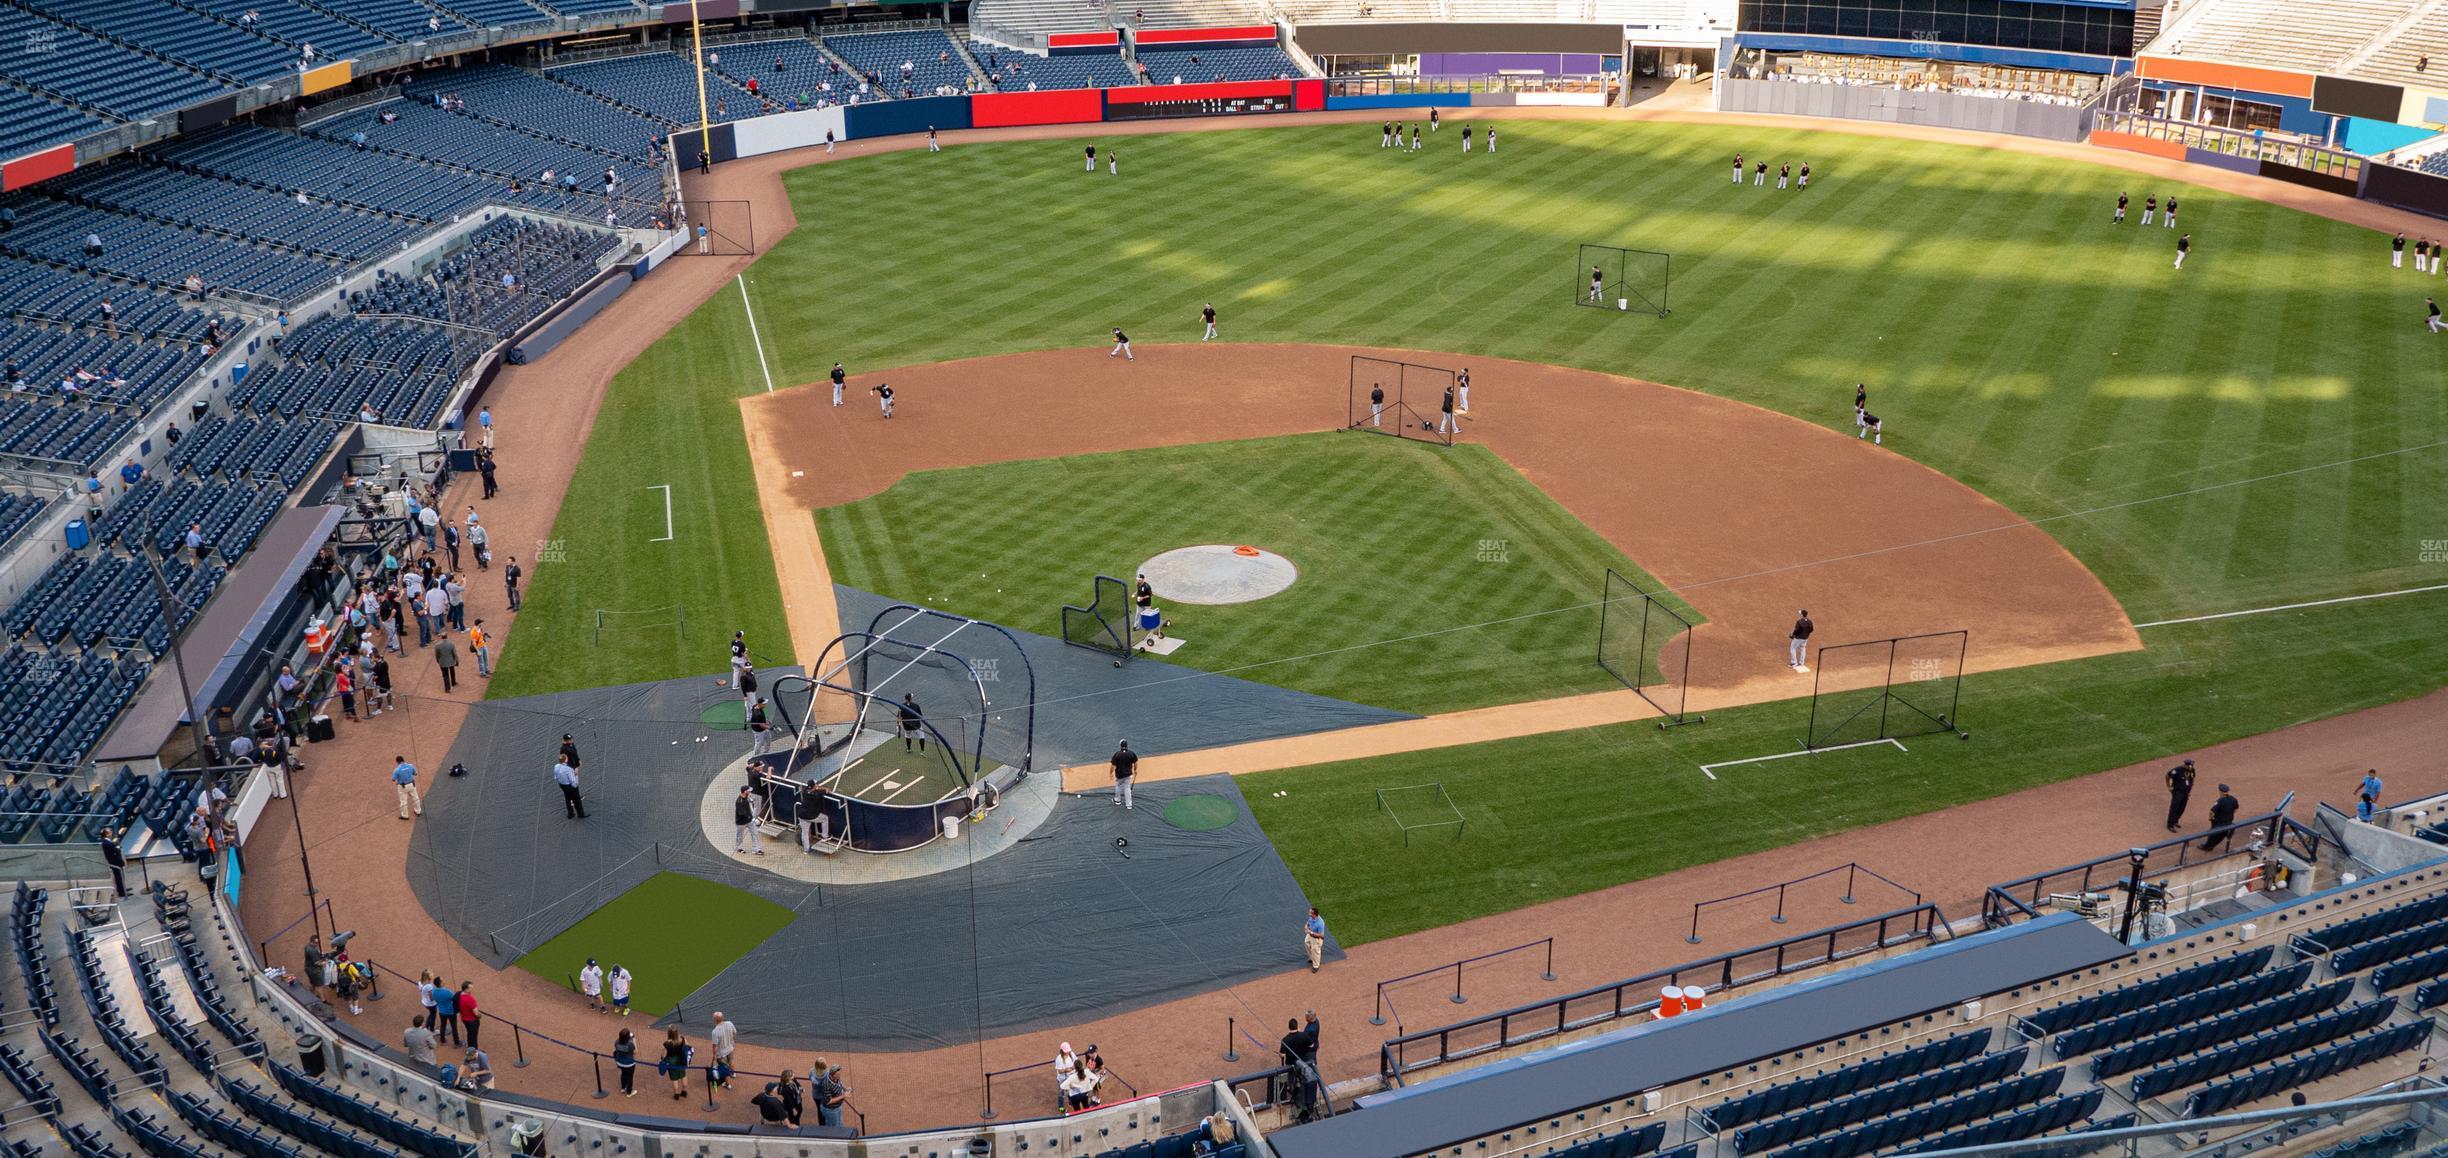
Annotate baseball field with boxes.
[497,116,2448,945]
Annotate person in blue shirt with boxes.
[2358,769,2385,822]
[430,980,459,1045]
[1303,907,1327,973]
[119,460,143,488]
[393,757,423,821]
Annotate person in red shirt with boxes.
[457,982,482,1048]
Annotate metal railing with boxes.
[1379,903,1947,1082]
[1370,938,1555,1032]
[1981,808,2319,929]
[2097,110,2366,182]
[1687,862,1920,945]
[980,1057,1140,1120]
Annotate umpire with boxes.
[2164,758,2196,832]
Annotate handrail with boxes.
[1379,903,1946,1083]
[1370,937,1555,1030]
[1687,862,1919,945]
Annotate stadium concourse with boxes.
[215,116,2448,1138]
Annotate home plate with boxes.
[1140,636,1186,656]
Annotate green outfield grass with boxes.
[504,119,2448,938]
[816,434,1696,714]
[513,872,793,1017]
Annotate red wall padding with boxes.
[970,88,1106,127]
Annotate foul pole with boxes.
[688,0,713,162]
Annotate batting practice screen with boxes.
[1595,569,1698,726]
[1345,355,1457,446]
[673,199,754,256]
[1805,630,1969,750]
[1574,244,1671,317]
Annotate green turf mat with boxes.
[513,872,792,1017]
[1163,794,1239,831]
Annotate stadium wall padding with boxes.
[1295,22,1629,54]
[972,88,1106,127]
[509,269,630,364]
[2181,146,2260,175]
[669,122,738,171]
[1,144,75,191]
[731,104,848,159]
[1718,78,2093,141]
[2258,158,2358,197]
[1135,24,1278,44]
[180,94,239,135]
[845,94,972,139]
[2361,162,2448,218]
[1326,93,1475,109]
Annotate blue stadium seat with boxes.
[0,8,229,120]
[1135,44,1301,83]
[549,52,760,124]
[2023,947,2272,1035]
[0,84,119,159]
[823,29,982,97]
[971,41,1143,89]
[1704,1028,1992,1132]
[2130,998,2396,1100]
[39,0,299,84]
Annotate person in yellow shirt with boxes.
[469,620,491,678]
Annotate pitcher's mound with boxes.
[1140,544,1297,604]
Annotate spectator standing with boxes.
[2358,769,2385,822]
[478,450,498,499]
[1303,907,1327,973]
[659,1029,691,1099]
[418,970,437,1027]
[100,828,127,896]
[446,573,466,630]
[613,1028,638,1096]
[392,756,423,820]
[468,520,489,569]
[442,522,461,570]
[433,631,460,692]
[812,1061,849,1128]
[580,958,604,1011]
[709,1012,737,1087]
[476,405,493,449]
[609,963,632,1016]
[457,981,482,1047]
[431,981,460,1045]
[469,620,491,678]
[404,1020,438,1066]
[504,556,522,610]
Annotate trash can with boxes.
[63,519,88,551]
[942,815,962,843]
[509,1117,547,1156]
[296,1033,327,1078]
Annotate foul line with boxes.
[2134,582,2448,629]
[1700,738,1907,780]
[737,274,775,393]
[646,484,673,542]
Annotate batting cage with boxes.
[672,199,754,255]
[1060,573,1140,661]
[756,605,1039,851]
[1804,630,1970,751]
[1574,244,1672,317]
[1345,354,1457,446]
[1595,568,1701,727]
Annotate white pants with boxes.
[1777,176,1787,189]
[731,657,746,688]
[1487,139,1495,153]
[1111,342,1132,359]
[1438,412,1455,434]
[1114,776,1134,809]
[396,782,422,818]
[2164,215,2175,229]
[825,141,835,154]
[2141,210,2152,224]
[1381,133,1391,147]
[1733,168,1742,184]
[1086,156,1095,171]
[2427,315,2444,332]
[1410,137,1420,151]
[831,383,843,405]
[751,728,770,755]
[2115,208,2125,222]
[2395,251,2405,267]
[929,139,940,152]
[2174,251,2187,269]
[736,822,760,852]
[879,396,893,416]
[262,761,289,799]
[1370,402,1382,427]
[1799,174,1807,187]
[1754,171,1764,185]
[1463,140,1471,153]
[1109,160,1117,174]
[2434,256,2443,274]
[480,427,493,449]
[1203,322,1215,340]
[1789,638,1807,667]
[1457,386,1468,411]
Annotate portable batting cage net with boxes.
[1595,569,1701,727]
[672,199,754,255]
[1345,355,1458,446]
[1574,244,1671,317]
[1804,630,1969,751]
[1060,573,1140,661]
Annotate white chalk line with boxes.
[2134,582,2448,630]
[737,273,774,394]
[1700,737,1907,780]
[647,483,673,542]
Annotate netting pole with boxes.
[1878,639,1898,741]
